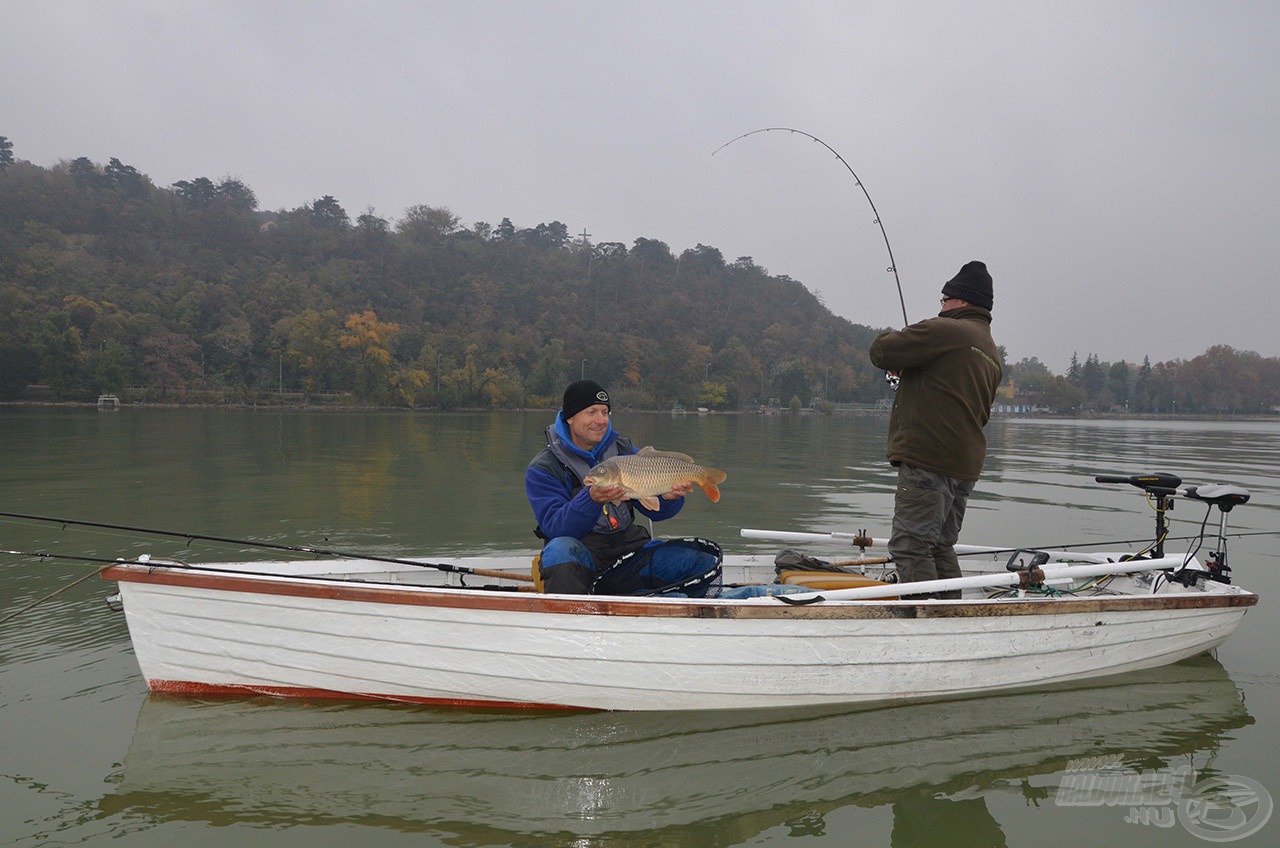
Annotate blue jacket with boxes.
[525,412,684,541]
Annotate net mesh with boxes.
[592,538,723,598]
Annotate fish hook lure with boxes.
[712,127,909,327]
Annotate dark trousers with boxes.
[539,524,650,594]
[888,464,974,598]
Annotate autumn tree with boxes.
[339,310,398,404]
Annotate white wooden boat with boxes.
[100,476,1259,711]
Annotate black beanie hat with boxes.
[562,379,610,420]
[941,260,994,311]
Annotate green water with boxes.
[2,408,1277,846]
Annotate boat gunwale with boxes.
[102,563,1258,620]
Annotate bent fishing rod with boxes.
[712,126,909,327]
[0,510,535,583]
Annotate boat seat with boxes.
[1184,484,1250,511]
[777,571,896,593]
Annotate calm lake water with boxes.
[1,407,1277,847]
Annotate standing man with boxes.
[868,261,1003,598]
[525,379,692,593]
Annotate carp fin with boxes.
[636,447,696,462]
[637,495,661,511]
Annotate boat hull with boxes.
[105,562,1256,711]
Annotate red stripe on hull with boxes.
[146,678,591,711]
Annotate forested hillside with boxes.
[2,142,1276,414]
[0,149,888,409]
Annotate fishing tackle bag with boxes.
[592,537,723,598]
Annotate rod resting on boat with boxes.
[0,511,535,583]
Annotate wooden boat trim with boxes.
[101,563,1257,620]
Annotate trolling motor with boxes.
[1095,472,1251,585]
[1094,472,1183,558]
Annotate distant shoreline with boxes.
[1,399,1275,422]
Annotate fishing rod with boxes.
[0,551,124,625]
[0,548,537,625]
[0,511,535,583]
[712,126,909,327]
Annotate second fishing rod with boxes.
[0,510,536,583]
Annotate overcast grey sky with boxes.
[4,0,1278,371]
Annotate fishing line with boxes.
[0,511,535,582]
[0,551,135,624]
[956,529,1280,559]
[712,126,909,326]
[0,549,530,624]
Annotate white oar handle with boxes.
[780,555,1187,602]
[740,528,877,545]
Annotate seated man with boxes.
[525,379,691,594]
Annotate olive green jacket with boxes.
[868,306,1002,481]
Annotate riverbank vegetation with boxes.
[1,138,1276,414]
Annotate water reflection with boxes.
[101,656,1249,847]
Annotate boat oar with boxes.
[776,555,1186,604]
[0,510,535,583]
[743,528,1011,556]
[740,528,1217,560]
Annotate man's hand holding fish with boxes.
[587,479,692,507]
[583,447,725,512]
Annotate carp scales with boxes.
[583,446,726,510]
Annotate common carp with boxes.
[583,446,726,511]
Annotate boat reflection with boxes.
[100,656,1251,846]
